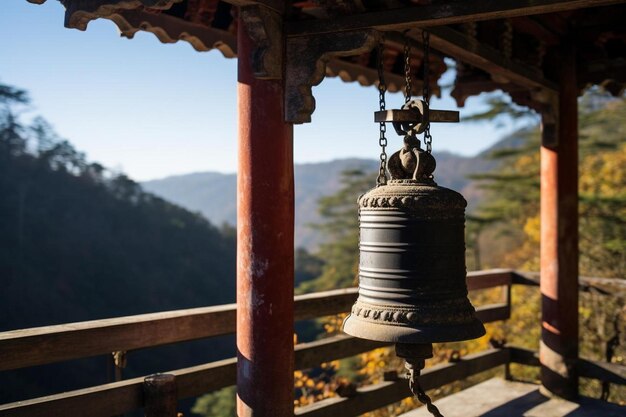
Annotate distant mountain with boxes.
[143,147,503,249]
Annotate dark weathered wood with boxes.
[285,29,378,123]
[221,0,285,13]
[509,345,541,367]
[0,376,145,417]
[0,337,386,416]
[475,303,511,323]
[295,335,388,370]
[113,9,237,56]
[285,0,623,36]
[578,359,626,386]
[295,348,510,417]
[0,357,238,417]
[467,269,513,291]
[426,26,558,92]
[143,374,177,417]
[295,288,358,320]
[513,272,626,297]
[0,272,513,372]
[0,289,357,372]
[0,304,237,372]
[509,346,626,386]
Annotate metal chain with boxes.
[503,20,513,60]
[422,30,433,153]
[409,372,444,417]
[404,33,412,104]
[376,39,388,186]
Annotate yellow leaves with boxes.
[514,153,540,173]
[293,360,342,408]
[579,305,593,320]
[580,144,626,197]
[323,313,348,335]
[523,215,540,244]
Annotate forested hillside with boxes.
[0,83,237,404]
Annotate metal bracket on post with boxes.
[285,30,379,123]
[112,350,127,382]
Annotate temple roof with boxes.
[28,0,626,117]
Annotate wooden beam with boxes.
[466,269,513,291]
[285,0,625,37]
[476,303,510,323]
[578,359,626,386]
[426,26,558,92]
[221,0,285,13]
[0,304,238,372]
[0,288,356,372]
[509,346,626,386]
[0,271,510,372]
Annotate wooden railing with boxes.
[0,269,623,417]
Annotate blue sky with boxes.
[1,1,516,181]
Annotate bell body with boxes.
[343,179,485,344]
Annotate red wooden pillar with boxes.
[540,43,579,400]
[236,15,295,417]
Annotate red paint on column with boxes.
[540,42,579,400]
[236,16,295,417]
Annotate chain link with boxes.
[409,371,444,417]
[376,38,388,186]
[404,33,412,104]
[422,30,433,153]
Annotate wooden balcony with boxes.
[0,269,624,417]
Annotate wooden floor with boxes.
[399,378,626,417]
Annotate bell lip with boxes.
[342,314,486,344]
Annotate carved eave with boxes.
[114,10,237,56]
[29,0,237,58]
[23,1,626,123]
[61,0,182,31]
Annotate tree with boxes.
[192,387,236,417]
[297,169,374,293]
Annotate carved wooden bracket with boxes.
[240,5,282,79]
[534,90,560,148]
[285,30,379,124]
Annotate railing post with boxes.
[143,373,177,417]
[539,41,579,400]
[236,6,295,417]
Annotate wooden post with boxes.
[143,374,177,417]
[236,11,295,417]
[539,42,579,400]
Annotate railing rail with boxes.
[0,287,358,372]
[2,269,622,417]
[0,270,514,372]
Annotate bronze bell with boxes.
[343,136,485,345]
